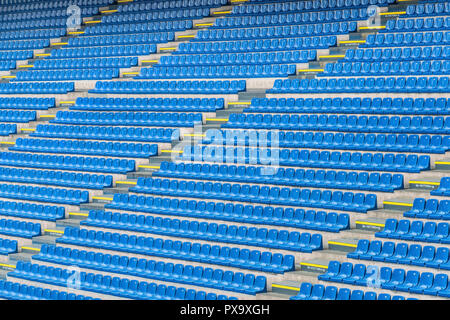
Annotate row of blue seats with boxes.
[10,261,236,300]
[205,128,450,154]
[51,44,156,58]
[32,125,180,143]
[136,64,296,79]
[405,198,450,220]
[15,69,119,81]
[0,39,48,50]
[431,177,450,196]
[183,35,336,54]
[52,111,203,127]
[106,193,350,232]
[0,110,33,122]
[383,17,449,33]
[72,97,224,112]
[181,146,431,173]
[406,2,449,17]
[158,50,316,66]
[90,80,246,94]
[82,210,323,252]
[0,280,96,300]
[202,129,450,154]
[291,282,411,300]
[0,237,16,255]
[212,9,370,29]
[343,46,449,62]
[322,60,450,77]
[376,219,450,244]
[363,31,449,48]
[193,24,351,41]
[0,6,97,21]
[11,138,159,159]
[0,200,64,221]
[0,183,89,205]
[83,20,192,36]
[349,239,450,269]
[0,82,73,94]
[117,0,227,12]
[0,60,14,70]
[0,123,15,135]
[1,0,112,8]
[0,218,40,238]
[0,50,31,60]
[0,17,73,32]
[246,97,450,115]
[155,161,403,192]
[0,18,67,32]
[130,177,378,213]
[0,0,110,13]
[0,152,136,174]
[0,0,111,10]
[232,0,393,15]
[0,28,65,41]
[32,57,138,70]
[102,8,211,24]
[58,227,295,274]
[319,261,449,296]
[35,244,266,295]
[0,166,113,189]
[0,97,54,110]
[224,113,450,134]
[67,32,174,47]
[269,76,450,93]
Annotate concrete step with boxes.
[8,252,34,264]
[238,89,266,100]
[56,218,82,228]
[215,108,243,118]
[354,218,386,233]
[408,177,441,192]
[103,187,129,195]
[255,291,290,300]
[114,180,138,188]
[32,235,59,246]
[435,159,450,171]
[270,279,303,296]
[68,212,89,220]
[20,245,41,255]
[298,258,330,273]
[128,170,154,179]
[327,238,360,253]
[80,202,107,211]
[382,197,415,211]
[148,155,173,165]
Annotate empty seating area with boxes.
[9,260,239,300]
[290,282,413,300]
[318,260,450,297]
[34,244,267,295]
[106,192,350,232]
[376,219,450,243]
[181,145,431,173]
[203,128,450,154]
[57,227,295,274]
[154,161,403,192]
[349,239,450,270]
[0,0,446,302]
